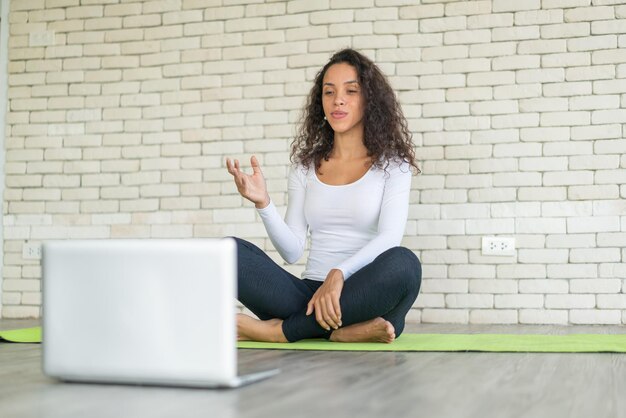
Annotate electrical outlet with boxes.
[481,237,515,256]
[22,242,42,260]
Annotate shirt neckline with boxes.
[312,165,374,187]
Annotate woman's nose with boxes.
[334,94,345,106]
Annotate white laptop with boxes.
[42,238,279,388]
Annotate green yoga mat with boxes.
[239,333,626,353]
[3,327,626,352]
[0,326,42,343]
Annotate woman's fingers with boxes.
[309,294,331,331]
[314,305,330,331]
[332,296,342,326]
[250,155,263,174]
[322,297,339,329]
[226,158,235,175]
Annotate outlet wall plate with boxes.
[481,236,515,256]
[22,242,42,260]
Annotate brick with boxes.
[519,279,569,294]
[542,202,593,217]
[551,262,597,280]
[591,19,626,35]
[469,309,518,324]
[546,295,595,309]
[466,12,512,29]
[569,185,620,200]
[495,26,541,44]
[570,310,621,325]
[574,156,621,172]
[567,216,620,233]
[445,87,492,103]
[565,6,614,22]
[492,84,541,100]
[491,202,541,218]
[469,279,517,294]
[468,71,515,87]
[518,40,567,57]
[495,294,543,308]
[492,113,539,128]
[540,111,591,126]
[518,249,569,264]
[597,295,626,309]
[514,8,562,25]
[470,43,517,61]
[419,74,465,90]
[570,248,621,263]
[567,66,615,84]
[421,309,469,324]
[422,102,469,118]
[594,79,626,94]
[493,55,540,72]
[443,58,491,73]
[571,279,621,294]
[543,22,591,41]
[542,0,590,7]
[420,16,466,33]
[468,188,517,202]
[471,99,519,115]
[399,4,443,20]
[444,29,491,45]
[516,218,566,234]
[543,171,594,186]
[520,69,567,86]
[593,48,626,65]
[413,294,445,309]
[493,172,541,187]
[520,127,570,144]
[467,219,515,234]
[568,35,617,52]
[447,294,493,309]
[443,1,490,16]
[594,200,626,216]
[543,53,591,70]
[519,309,568,325]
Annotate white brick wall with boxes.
[2,0,625,324]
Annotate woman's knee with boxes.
[383,246,422,292]
[228,236,264,260]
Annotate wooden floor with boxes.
[1,319,626,418]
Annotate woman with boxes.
[226,48,421,344]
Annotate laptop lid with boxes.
[42,238,238,387]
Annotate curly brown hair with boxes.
[290,48,419,174]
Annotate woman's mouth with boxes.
[331,111,347,119]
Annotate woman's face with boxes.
[321,63,364,135]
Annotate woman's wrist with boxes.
[254,195,271,209]
[327,268,345,281]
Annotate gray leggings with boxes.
[234,238,422,342]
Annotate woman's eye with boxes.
[324,91,333,95]
[348,90,358,94]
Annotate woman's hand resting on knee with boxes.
[306,269,344,331]
[226,155,270,209]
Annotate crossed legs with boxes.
[234,238,422,343]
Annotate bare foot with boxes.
[237,313,288,343]
[329,317,395,343]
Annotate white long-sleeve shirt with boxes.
[256,159,412,281]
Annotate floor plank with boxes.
[1,320,625,418]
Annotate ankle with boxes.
[271,319,288,343]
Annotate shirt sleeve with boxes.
[335,161,412,280]
[256,164,308,264]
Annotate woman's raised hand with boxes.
[226,155,270,209]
